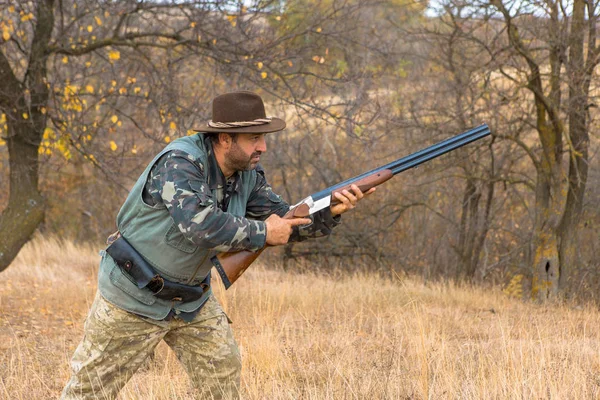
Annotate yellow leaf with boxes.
[288,61,293,67]
[62,56,69,64]
[275,16,281,21]
[21,13,34,22]
[257,61,263,69]
[109,141,117,151]
[261,72,267,79]
[22,113,28,120]
[190,22,196,28]
[43,127,55,139]
[108,50,120,61]
[95,16,102,26]
[117,121,122,127]
[8,6,15,13]
[40,107,46,114]
[2,29,10,41]
[111,115,118,123]
[134,87,141,94]
[164,136,171,143]
[169,121,177,130]
[131,146,137,154]
[187,129,195,136]
[86,85,94,94]
[111,80,117,87]
[316,27,322,33]
[87,25,93,33]
[85,61,91,68]
[119,87,126,94]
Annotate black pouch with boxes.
[106,236,209,303]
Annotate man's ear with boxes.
[218,132,232,149]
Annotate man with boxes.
[61,91,372,399]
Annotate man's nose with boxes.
[257,136,267,152]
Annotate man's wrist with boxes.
[248,220,267,251]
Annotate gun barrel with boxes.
[310,124,491,201]
[390,125,490,175]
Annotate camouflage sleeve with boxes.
[149,151,267,252]
[245,165,341,243]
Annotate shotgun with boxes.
[212,124,491,288]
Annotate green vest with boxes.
[98,134,258,319]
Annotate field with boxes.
[1,237,600,399]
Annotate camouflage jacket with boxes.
[142,136,340,252]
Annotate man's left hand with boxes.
[330,184,375,216]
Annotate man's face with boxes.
[224,133,267,172]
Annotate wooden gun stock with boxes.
[212,203,311,288]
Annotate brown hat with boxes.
[195,91,286,134]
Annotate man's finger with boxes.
[342,189,358,205]
[350,184,364,200]
[334,191,351,205]
[288,218,312,226]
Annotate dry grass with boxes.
[1,236,600,399]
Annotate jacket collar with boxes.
[203,135,242,192]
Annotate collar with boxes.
[203,135,242,192]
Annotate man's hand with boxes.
[265,214,312,246]
[330,184,375,216]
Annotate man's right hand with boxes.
[265,214,312,246]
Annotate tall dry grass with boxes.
[1,236,600,399]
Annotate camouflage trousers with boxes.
[61,293,241,400]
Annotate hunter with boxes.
[61,91,372,399]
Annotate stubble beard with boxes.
[225,143,261,172]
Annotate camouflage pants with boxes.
[61,293,241,400]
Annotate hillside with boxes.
[1,236,599,399]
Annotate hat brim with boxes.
[195,117,286,134]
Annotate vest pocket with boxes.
[109,264,157,305]
[165,223,198,253]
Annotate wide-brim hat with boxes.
[195,91,286,134]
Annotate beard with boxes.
[225,142,261,172]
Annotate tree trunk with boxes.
[0,0,53,271]
[457,178,481,279]
[530,166,565,300]
[0,124,45,271]
[557,0,590,294]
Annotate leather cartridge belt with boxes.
[105,236,210,303]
